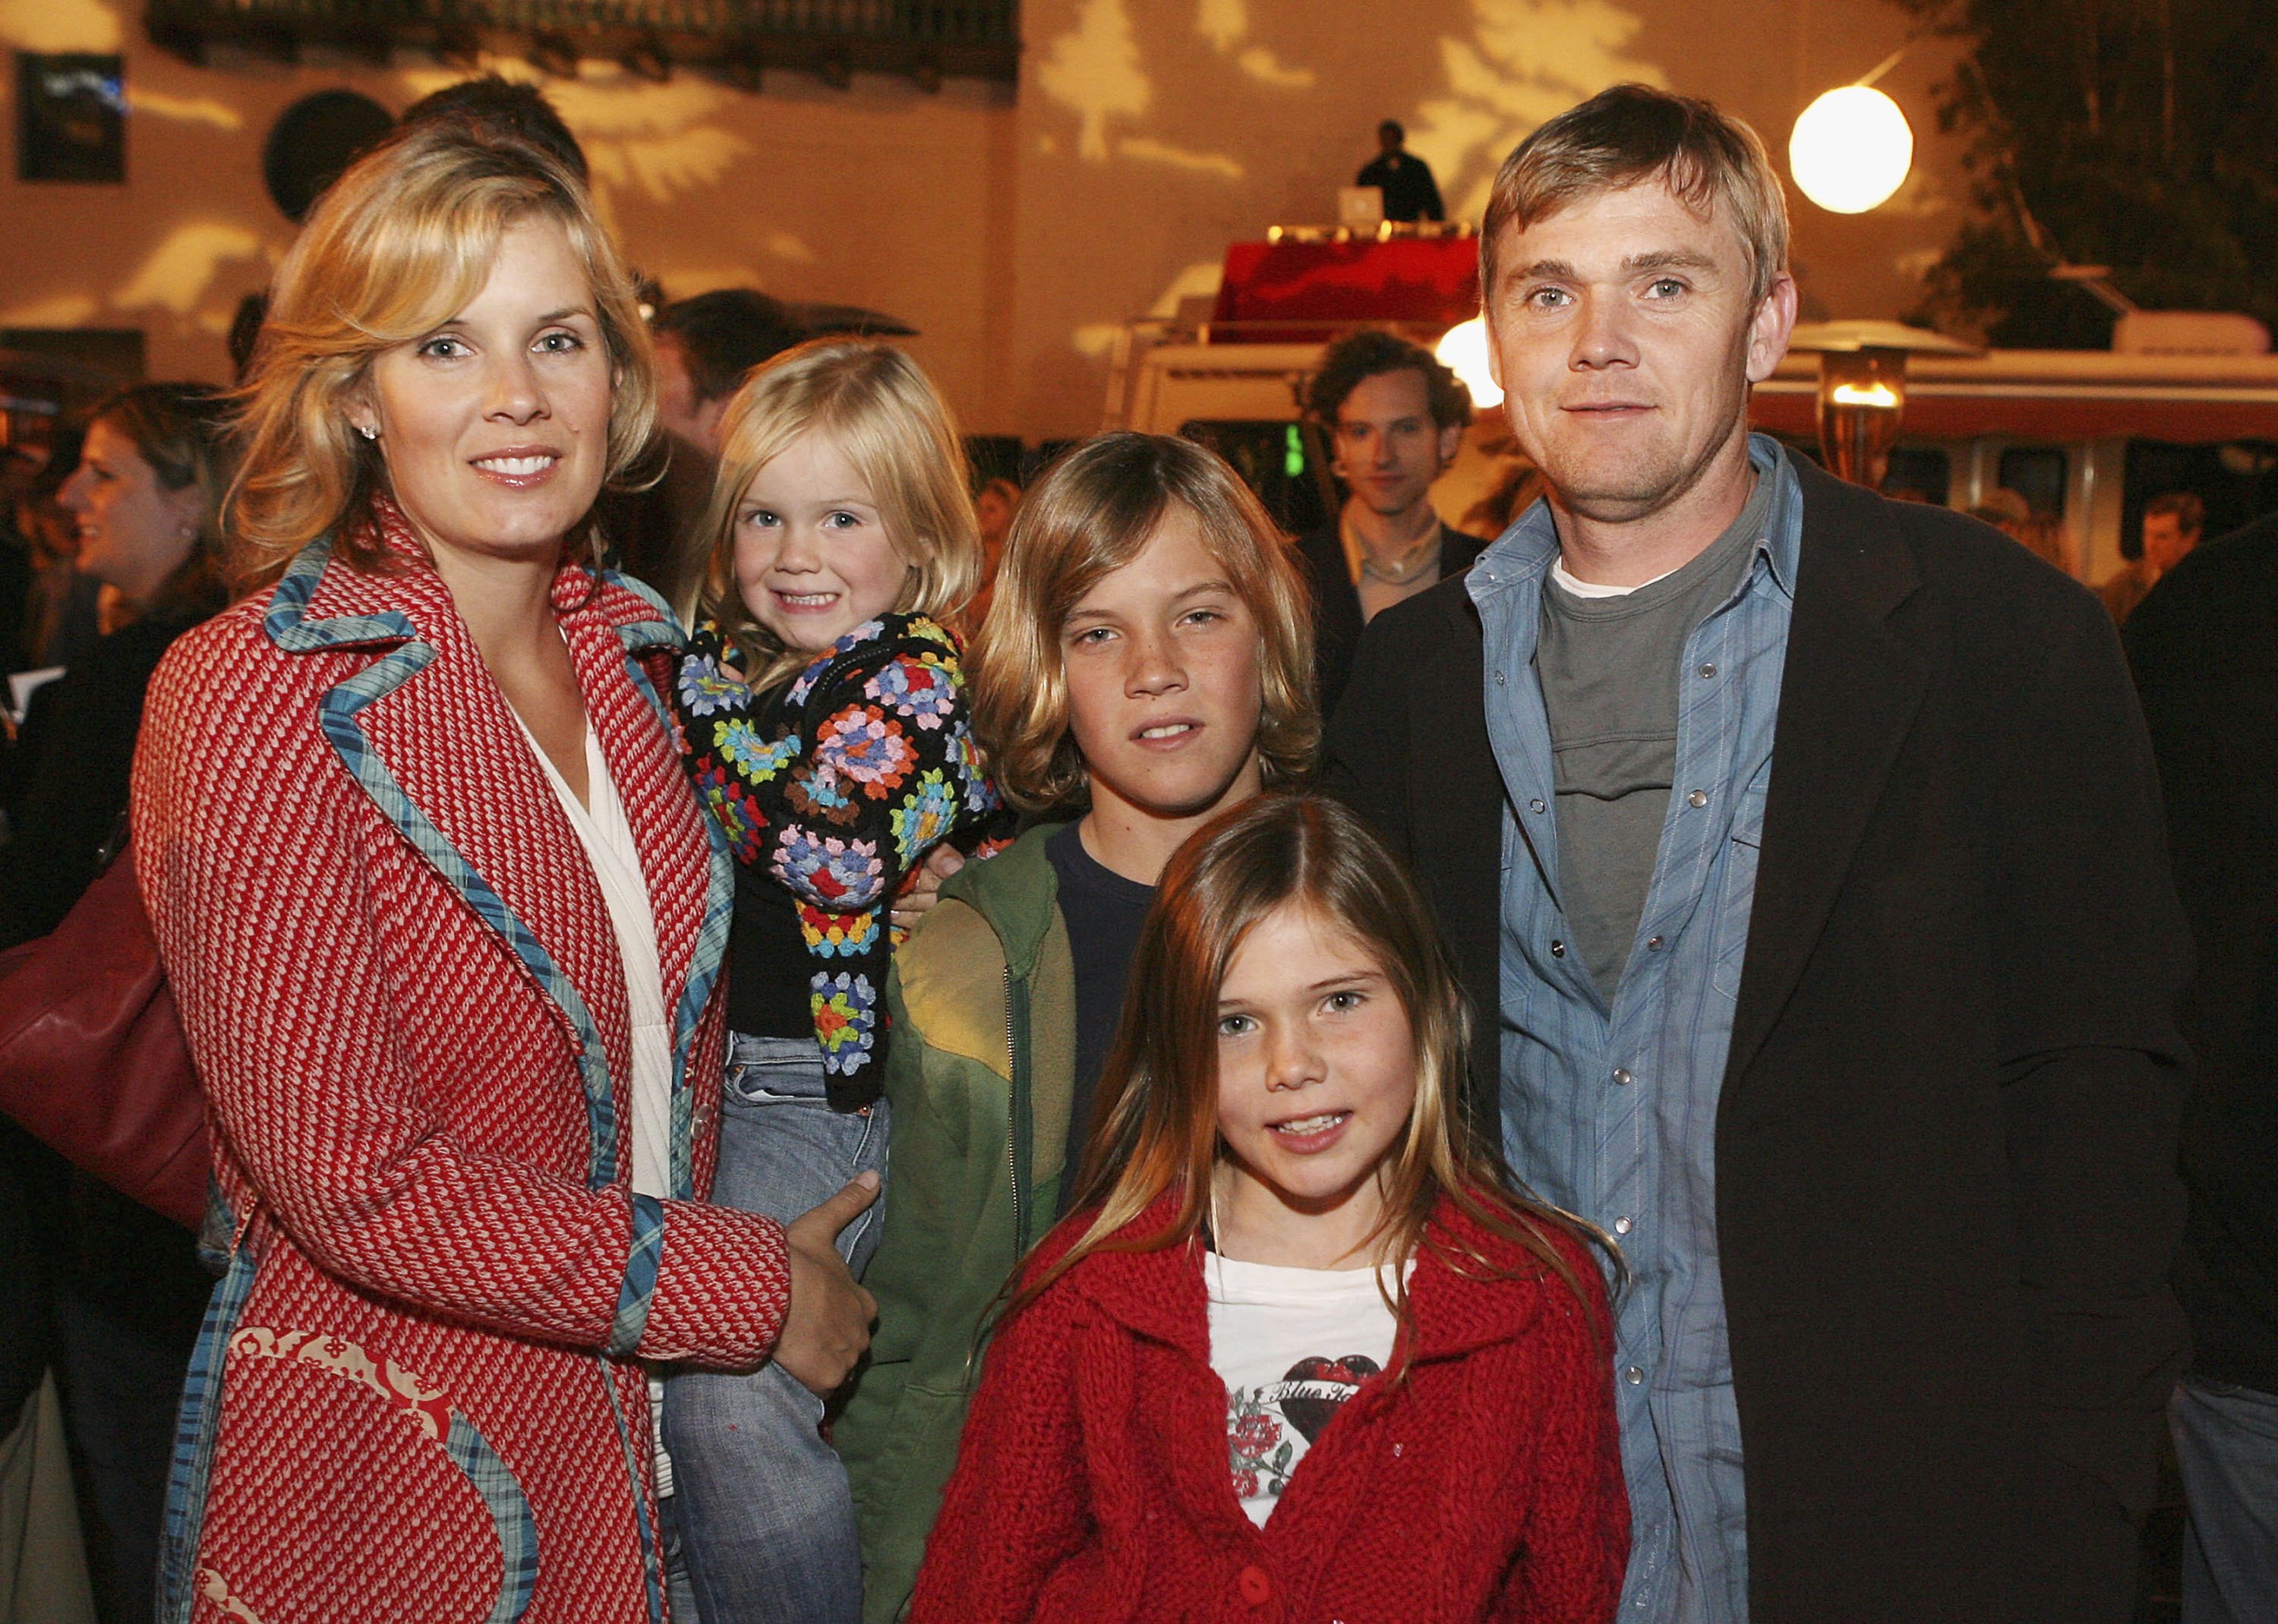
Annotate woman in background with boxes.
[0,383,230,1622]
[2,388,226,946]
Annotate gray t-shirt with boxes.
[1536,474,1775,1000]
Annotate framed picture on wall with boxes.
[17,53,125,184]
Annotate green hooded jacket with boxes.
[836,823,1077,1622]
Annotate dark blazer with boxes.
[0,605,217,1475]
[1296,522,1486,717]
[1324,455,2191,1623]
[2125,516,2278,1394]
[0,605,211,950]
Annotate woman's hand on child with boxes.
[890,844,966,929]
[773,1170,882,1396]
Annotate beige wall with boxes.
[1006,0,1967,435]
[0,0,1964,439]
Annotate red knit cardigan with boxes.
[133,513,790,1624]
[912,1194,1629,1624]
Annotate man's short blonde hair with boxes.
[971,432,1316,815]
[1482,84,1791,307]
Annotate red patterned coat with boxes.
[132,514,791,1624]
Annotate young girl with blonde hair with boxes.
[913,793,1629,1621]
[662,339,1009,1624]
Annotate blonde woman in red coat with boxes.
[131,125,876,1624]
[913,796,1628,1622]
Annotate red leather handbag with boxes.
[0,845,209,1230]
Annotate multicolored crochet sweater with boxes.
[672,611,1011,1104]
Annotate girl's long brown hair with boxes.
[1000,793,1609,1357]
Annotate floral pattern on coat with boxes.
[672,612,1013,1080]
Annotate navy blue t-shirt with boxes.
[1044,822,1155,1212]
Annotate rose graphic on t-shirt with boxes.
[1224,1353,1383,1506]
[1226,1388,1295,1500]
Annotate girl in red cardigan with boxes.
[912,793,1629,1622]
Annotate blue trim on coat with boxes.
[265,539,626,1190]
[264,535,418,651]
[601,1358,669,1624]
[443,1410,541,1624]
[592,564,686,648]
[319,643,628,1188]
[159,1235,256,1624]
[608,601,736,1205]
[609,1194,667,1358]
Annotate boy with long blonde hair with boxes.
[835,430,1317,1619]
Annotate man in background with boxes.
[1297,330,1485,713]
[400,74,588,181]
[610,289,800,601]
[2103,490,2203,624]
[968,475,1021,626]
[1355,120,1444,223]
[654,289,802,459]
[2127,512,2278,1624]
[1966,487,2074,575]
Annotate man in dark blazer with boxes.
[2125,517,2278,1622]
[1295,330,1488,715]
[1325,86,2189,1622]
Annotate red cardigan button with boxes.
[1238,1564,1273,1605]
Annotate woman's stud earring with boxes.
[358,424,377,440]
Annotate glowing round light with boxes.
[1788,86,1913,214]
[1436,315,1500,409]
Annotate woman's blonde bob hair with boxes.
[1002,793,1606,1355]
[970,432,1316,814]
[694,339,981,690]
[228,121,657,591]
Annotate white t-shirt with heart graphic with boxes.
[1205,1250,1409,1527]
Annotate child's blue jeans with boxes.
[663,1033,890,1624]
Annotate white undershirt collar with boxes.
[1549,555,1677,600]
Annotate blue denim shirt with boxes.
[1468,435,1801,1622]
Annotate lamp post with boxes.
[1817,348,1907,489]
[1785,320,1980,488]
[1789,46,1917,216]
[1789,85,1915,214]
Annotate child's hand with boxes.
[772,1170,881,1396]
[889,844,966,930]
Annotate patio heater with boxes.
[1784,320,1980,488]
